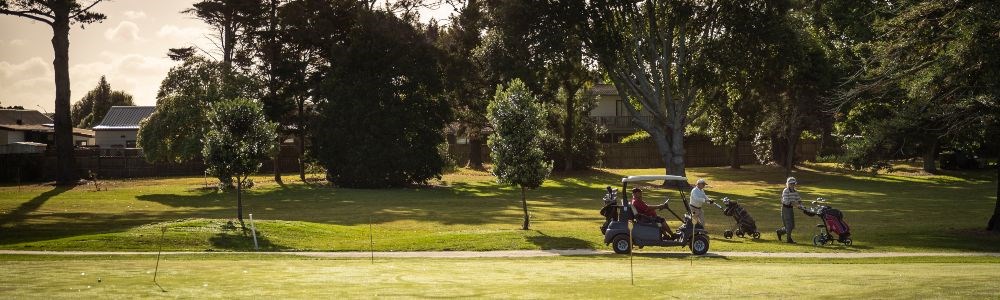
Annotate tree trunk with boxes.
[667,124,688,181]
[988,140,999,231]
[521,186,530,230]
[297,99,306,181]
[786,130,796,179]
[922,138,939,173]
[237,176,246,230]
[563,82,576,172]
[273,138,283,184]
[52,9,76,185]
[730,135,742,169]
[469,135,484,170]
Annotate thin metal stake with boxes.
[249,213,259,251]
[154,226,167,292]
[369,216,374,264]
[629,220,634,286]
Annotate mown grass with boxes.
[1,255,998,298]
[0,163,997,252]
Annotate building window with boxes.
[126,140,136,148]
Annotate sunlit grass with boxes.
[1,255,998,298]
[0,163,997,252]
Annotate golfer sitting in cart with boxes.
[629,188,674,240]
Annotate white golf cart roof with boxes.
[621,175,688,183]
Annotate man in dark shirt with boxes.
[630,188,674,240]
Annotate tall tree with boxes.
[279,0,360,181]
[1,0,107,185]
[311,10,451,188]
[582,0,720,183]
[138,56,258,167]
[839,0,999,229]
[488,79,552,230]
[202,98,277,230]
[483,0,597,171]
[71,76,135,128]
[183,0,264,69]
[437,0,490,169]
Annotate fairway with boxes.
[1,255,999,298]
[1,164,998,253]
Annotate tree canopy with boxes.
[488,79,553,230]
[311,10,451,188]
[71,76,135,129]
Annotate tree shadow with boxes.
[0,186,70,226]
[208,223,290,251]
[526,230,596,249]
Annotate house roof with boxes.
[0,124,95,137]
[0,109,53,125]
[93,106,156,130]
[591,84,618,96]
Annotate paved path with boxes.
[2,250,999,258]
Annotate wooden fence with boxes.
[0,146,302,181]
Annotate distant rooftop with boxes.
[0,124,95,137]
[93,106,156,130]
[591,84,618,96]
[0,109,53,125]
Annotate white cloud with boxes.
[104,21,144,42]
[0,57,55,110]
[9,39,27,46]
[123,10,148,20]
[0,54,174,110]
[157,25,206,43]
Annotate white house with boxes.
[589,84,653,142]
[0,109,94,146]
[93,106,156,148]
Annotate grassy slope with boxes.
[0,163,997,252]
[1,256,998,298]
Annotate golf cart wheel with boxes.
[724,230,733,239]
[751,232,761,239]
[813,235,824,246]
[691,235,710,255]
[611,234,632,254]
[842,238,853,246]
[736,231,745,238]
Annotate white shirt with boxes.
[690,187,709,208]
[782,187,801,206]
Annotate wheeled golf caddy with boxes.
[600,175,710,255]
[801,198,853,246]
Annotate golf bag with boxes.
[599,187,619,234]
[803,205,851,242]
[722,199,759,238]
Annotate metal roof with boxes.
[0,124,95,137]
[591,84,619,96]
[93,106,156,130]
[0,109,53,125]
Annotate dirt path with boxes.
[2,249,999,258]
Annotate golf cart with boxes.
[600,175,710,255]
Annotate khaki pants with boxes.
[692,207,705,226]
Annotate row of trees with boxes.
[4,0,996,229]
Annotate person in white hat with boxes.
[688,178,714,227]
[776,177,804,243]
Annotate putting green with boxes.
[1,256,998,298]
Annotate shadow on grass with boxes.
[527,231,595,249]
[208,225,290,251]
[0,186,70,226]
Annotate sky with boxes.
[0,0,453,113]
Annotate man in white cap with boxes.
[777,177,803,243]
[688,178,714,227]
